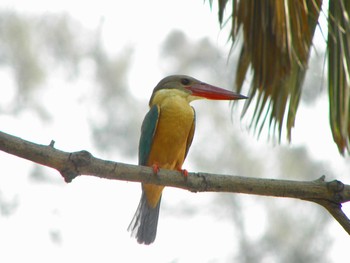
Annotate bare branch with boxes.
[0,130,350,235]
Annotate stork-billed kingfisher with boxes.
[128,75,247,244]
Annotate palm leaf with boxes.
[237,0,321,141]
[210,0,350,154]
[211,0,322,141]
[328,0,350,154]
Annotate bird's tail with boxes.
[128,192,161,245]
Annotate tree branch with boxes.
[0,130,349,234]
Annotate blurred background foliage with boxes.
[0,5,348,263]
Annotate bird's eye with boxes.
[181,78,190,85]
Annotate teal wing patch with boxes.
[138,105,160,165]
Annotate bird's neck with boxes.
[150,89,192,107]
[150,90,194,122]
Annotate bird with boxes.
[128,75,247,244]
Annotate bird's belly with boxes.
[147,105,194,169]
[144,102,194,207]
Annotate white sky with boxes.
[0,1,349,262]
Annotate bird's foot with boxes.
[152,163,160,176]
[177,168,189,180]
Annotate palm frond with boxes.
[328,0,350,154]
[238,0,321,141]
[214,0,322,142]
[210,0,350,154]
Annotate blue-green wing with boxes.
[138,105,160,165]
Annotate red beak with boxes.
[187,83,247,100]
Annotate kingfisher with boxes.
[128,75,247,244]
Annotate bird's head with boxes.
[149,75,247,106]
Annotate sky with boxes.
[0,0,349,262]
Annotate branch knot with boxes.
[70,150,93,167]
[60,150,93,183]
[327,180,345,203]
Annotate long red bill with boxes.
[187,83,248,100]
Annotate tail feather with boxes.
[128,192,161,245]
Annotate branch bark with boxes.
[0,130,350,234]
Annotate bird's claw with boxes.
[177,168,189,181]
[181,169,188,177]
[152,163,160,176]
